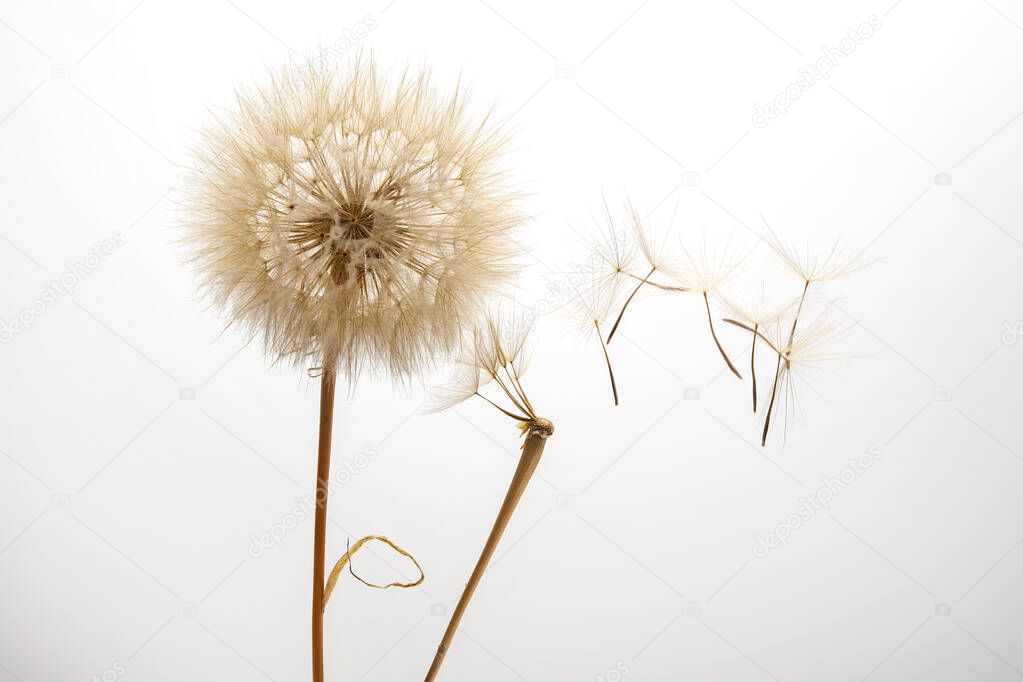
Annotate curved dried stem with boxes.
[606,266,656,344]
[625,271,687,292]
[751,323,758,413]
[595,320,619,406]
[474,391,529,422]
[787,280,811,348]
[722,318,781,355]
[506,361,536,417]
[704,292,742,379]
[489,371,531,417]
[762,353,783,446]
[322,535,424,606]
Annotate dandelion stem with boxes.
[424,426,551,681]
[704,292,742,379]
[595,320,619,406]
[751,323,758,413]
[762,353,782,446]
[311,364,336,682]
[606,266,655,344]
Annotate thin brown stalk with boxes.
[761,353,782,446]
[606,266,655,344]
[625,271,687,292]
[490,371,530,416]
[787,280,811,348]
[474,391,529,422]
[424,425,552,681]
[703,292,742,379]
[595,320,619,406]
[762,279,809,445]
[312,365,336,682]
[722,318,780,354]
[751,323,758,413]
[506,362,535,416]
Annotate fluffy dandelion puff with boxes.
[182,57,522,380]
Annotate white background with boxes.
[2,0,1022,680]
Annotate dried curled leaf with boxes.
[322,535,424,611]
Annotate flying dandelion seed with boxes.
[739,223,862,445]
[569,272,625,406]
[572,199,687,405]
[598,199,686,345]
[675,236,748,380]
[759,305,847,445]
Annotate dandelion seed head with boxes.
[182,57,522,381]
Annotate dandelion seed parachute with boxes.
[673,237,747,379]
[568,272,625,405]
[762,219,864,284]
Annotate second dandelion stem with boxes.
[424,423,552,681]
